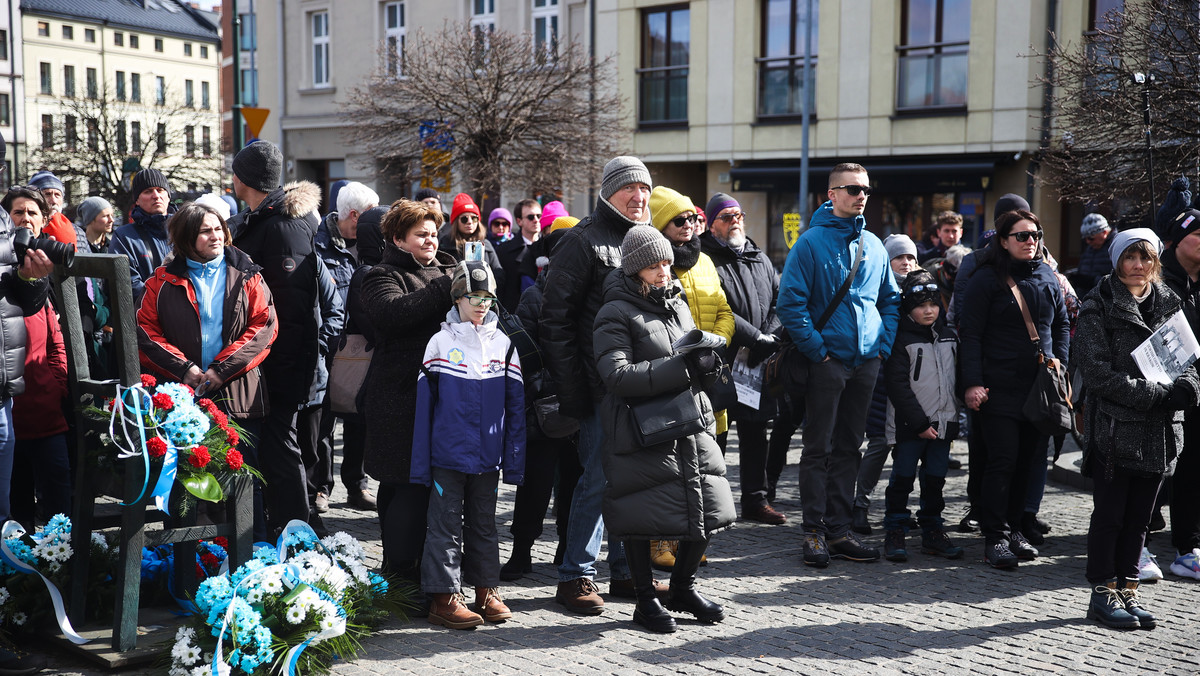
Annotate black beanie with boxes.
[901,269,941,315]
[993,193,1030,223]
[233,140,283,193]
[414,187,440,202]
[130,168,171,199]
[356,205,388,267]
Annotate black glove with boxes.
[1168,380,1196,410]
[685,348,720,388]
[746,333,779,368]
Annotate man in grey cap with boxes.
[1076,212,1114,295]
[542,155,659,614]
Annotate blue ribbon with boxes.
[110,384,176,514]
[0,521,87,644]
[149,441,178,516]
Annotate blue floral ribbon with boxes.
[110,384,176,515]
[0,521,87,644]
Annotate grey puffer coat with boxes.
[1076,275,1200,480]
[593,269,736,541]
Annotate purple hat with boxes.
[540,201,569,231]
[705,193,740,228]
[488,207,514,226]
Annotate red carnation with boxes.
[151,393,174,411]
[200,552,219,569]
[197,398,217,413]
[140,374,157,389]
[211,410,229,427]
[224,428,240,447]
[188,445,211,468]
[147,437,168,458]
[105,398,117,412]
[225,449,244,471]
[213,537,229,550]
[195,563,205,578]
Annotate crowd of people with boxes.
[4,146,1200,643]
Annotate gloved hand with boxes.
[746,332,779,368]
[685,348,721,388]
[1168,379,1197,410]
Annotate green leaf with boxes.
[182,473,224,502]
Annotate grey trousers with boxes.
[421,466,501,594]
[853,434,890,511]
[799,357,880,537]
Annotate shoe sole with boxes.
[984,558,1019,569]
[832,553,881,562]
[633,610,677,633]
[922,547,965,560]
[555,597,605,615]
[884,552,907,562]
[665,603,726,623]
[428,614,483,630]
[1086,607,1140,629]
[1169,564,1200,580]
[477,607,513,622]
[803,557,830,568]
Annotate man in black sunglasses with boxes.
[777,162,901,568]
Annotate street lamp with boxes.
[1134,71,1156,219]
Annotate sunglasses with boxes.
[459,214,480,223]
[1006,230,1043,243]
[463,294,495,307]
[671,214,698,228]
[907,283,939,293]
[523,213,542,221]
[831,184,873,197]
[717,211,747,222]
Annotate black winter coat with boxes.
[1076,276,1200,479]
[959,259,1070,418]
[593,270,736,540]
[359,244,456,484]
[0,210,50,399]
[230,181,324,404]
[542,199,642,419]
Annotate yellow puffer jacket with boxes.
[676,252,736,434]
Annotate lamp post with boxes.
[1134,71,1156,219]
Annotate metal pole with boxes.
[797,0,814,239]
[232,0,243,152]
[1143,85,1156,220]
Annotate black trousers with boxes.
[965,409,986,513]
[1171,409,1200,555]
[258,396,310,534]
[509,433,581,545]
[733,414,797,510]
[1087,469,1164,583]
[340,414,369,492]
[978,411,1042,541]
[299,402,334,503]
[378,480,431,582]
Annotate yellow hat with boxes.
[649,186,695,232]
[549,216,579,233]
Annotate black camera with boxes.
[13,227,74,268]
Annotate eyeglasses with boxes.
[463,294,495,307]
[1006,230,1043,243]
[523,213,542,221]
[831,184,873,197]
[459,214,480,224]
[671,214,698,228]
[907,283,939,293]
[717,211,747,222]
[491,220,511,228]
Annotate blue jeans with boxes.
[883,438,950,532]
[0,400,14,523]
[558,410,628,582]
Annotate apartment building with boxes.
[20,0,222,204]
[0,2,22,191]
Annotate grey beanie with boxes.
[601,156,652,200]
[130,167,171,200]
[29,170,64,194]
[1081,213,1110,238]
[77,196,111,227]
[620,224,674,276]
[884,233,917,261]
[233,140,283,193]
[451,259,497,300]
[1109,227,1162,270]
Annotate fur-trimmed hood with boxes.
[278,180,322,219]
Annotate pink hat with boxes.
[540,201,569,231]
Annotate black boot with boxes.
[625,539,676,633]
[665,539,726,623]
[500,539,534,581]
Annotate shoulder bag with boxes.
[329,334,372,415]
[627,386,706,447]
[1007,276,1074,436]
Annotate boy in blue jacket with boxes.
[413,260,526,629]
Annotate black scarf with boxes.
[671,237,702,272]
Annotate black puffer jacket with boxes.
[698,233,780,352]
[542,198,642,419]
[1076,276,1200,479]
[593,270,736,541]
[0,210,50,398]
[230,181,323,403]
[1161,247,1200,332]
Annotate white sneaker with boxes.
[1138,547,1163,582]
[1170,548,1200,580]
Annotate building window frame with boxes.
[201,81,210,109]
[242,69,259,107]
[240,13,257,51]
[185,125,195,157]
[185,79,195,107]
[39,62,52,95]
[471,0,496,57]
[0,93,8,126]
[637,4,690,128]
[116,71,127,101]
[131,72,141,103]
[202,126,211,157]
[131,121,141,153]
[65,115,77,150]
[154,37,163,52]
[895,0,971,113]
[114,31,124,47]
[0,30,7,61]
[41,114,53,148]
[184,42,192,57]
[62,25,73,40]
[129,34,139,49]
[86,68,97,99]
[156,123,167,155]
[36,21,49,37]
[311,11,332,88]
[532,0,559,62]
[757,0,819,121]
[200,45,209,59]
[384,1,407,78]
[63,65,76,98]
[116,119,127,155]
[84,28,95,43]
[156,76,166,106]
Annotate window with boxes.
[201,81,210,109]
[185,79,194,107]
[896,0,970,111]
[758,0,819,119]
[185,125,195,156]
[130,35,139,49]
[37,22,49,37]
[200,45,209,59]
[87,119,98,150]
[154,37,163,52]
[114,31,124,46]
[471,0,496,39]
[116,71,127,101]
[64,65,75,98]
[384,2,406,78]
[240,13,257,50]
[202,126,211,156]
[84,28,95,43]
[311,12,330,87]
[86,68,97,99]
[184,42,192,56]
[0,30,6,60]
[39,62,52,95]
[532,0,559,61]
[41,115,53,148]
[62,25,73,40]
[156,76,166,105]
[242,69,259,106]
[156,123,167,154]
[1089,0,1123,31]
[0,94,9,126]
[131,73,141,103]
[65,116,77,150]
[116,120,127,155]
[131,121,141,153]
[638,6,690,126]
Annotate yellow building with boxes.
[20,0,222,210]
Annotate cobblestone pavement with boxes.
[46,433,1200,675]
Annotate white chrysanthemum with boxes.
[172,641,202,666]
[169,667,189,676]
[47,561,62,573]
[323,565,349,593]
[91,532,109,551]
[344,559,370,584]
[295,588,320,610]
[285,603,306,624]
[31,543,49,561]
[49,542,72,561]
[0,587,10,605]
[171,638,192,661]
[11,612,26,625]
[260,574,283,594]
[244,587,263,603]
[318,615,346,635]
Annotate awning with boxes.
[729,159,1000,193]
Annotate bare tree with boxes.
[345,22,629,204]
[25,80,223,213]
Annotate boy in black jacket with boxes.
[882,270,964,562]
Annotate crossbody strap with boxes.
[814,236,865,332]
[1005,275,1041,347]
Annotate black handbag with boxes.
[533,394,580,438]
[1007,276,1074,436]
[704,354,738,410]
[627,387,706,447]
[763,235,864,398]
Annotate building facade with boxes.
[0,1,24,192]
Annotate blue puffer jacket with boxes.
[314,214,357,305]
[110,205,176,304]
[777,201,901,366]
